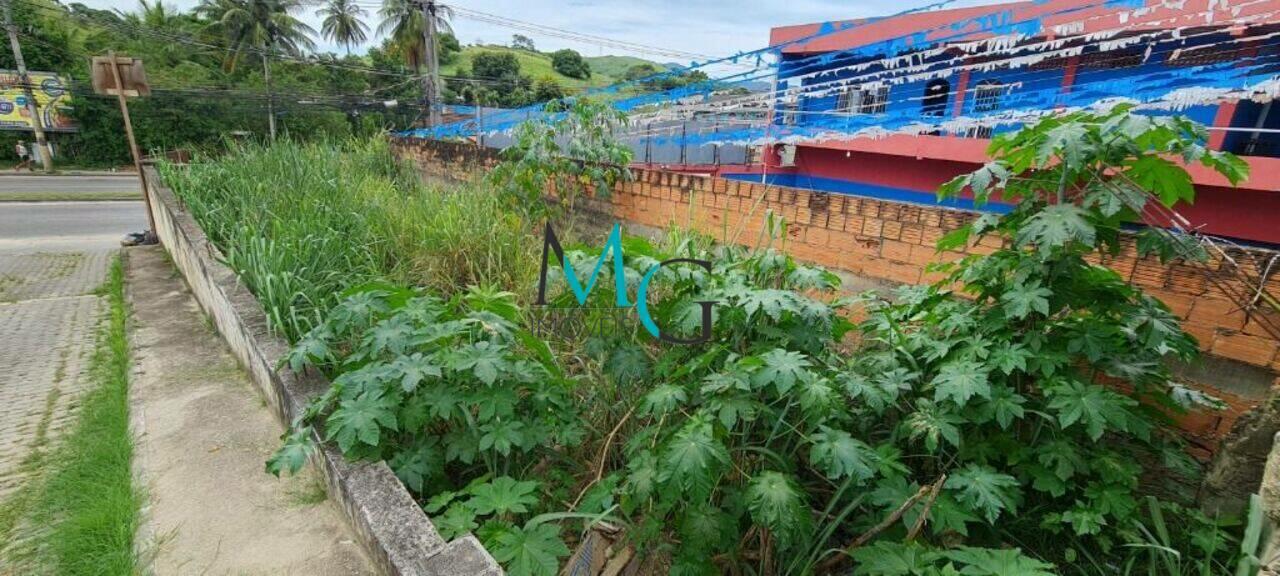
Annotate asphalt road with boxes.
[0,201,149,254]
[0,174,140,194]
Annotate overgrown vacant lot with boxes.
[162,110,1262,576]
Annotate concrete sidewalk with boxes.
[127,246,373,575]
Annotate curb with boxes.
[143,166,503,576]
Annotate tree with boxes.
[437,32,460,65]
[471,50,520,81]
[469,52,531,107]
[532,76,564,102]
[196,0,316,138]
[623,63,658,81]
[550,48,590,80]
[376,0,452,71]
[510,33,535,51]
[316,0,368,55]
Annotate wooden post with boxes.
[3,0,53,171]
[107,51,157,241]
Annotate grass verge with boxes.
[0,191,142,202]
[4,255,141,573]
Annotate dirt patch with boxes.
[126,246,373,575]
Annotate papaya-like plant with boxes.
[487,97,633,219]
[590,108,1249,575]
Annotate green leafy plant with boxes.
[571,109,1251,574]
[268,283,583,575]
[487,97,633,218]
[248,109,1251,576]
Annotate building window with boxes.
[922,79,950,117]
[836,86,862,113]
[1081,48,1143,69]
[972,80,1004,113]
[969,80,1005,138]
[861,85,889,114]
[836,84,889,114]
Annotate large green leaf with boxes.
[931,361,992,406]
[325,391,399,452]
[1125,155,1193,206]
[751,349,813,395]
[490,523,570,576]
[809,427,879,483]
[660,417,730,496]
[1000,281,1052,320]
[468,477,540,516]
[946,464,1020,523]
[745,471,812,549]
[849,542,940,576]
[1015,204,1095,255]
[1046,380,1136,441]
[944,547,1056,575]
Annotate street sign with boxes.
[91,56,150,97]
[93,52,157,243]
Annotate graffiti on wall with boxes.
[0,70,77,132]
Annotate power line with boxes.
[437,4,721,62]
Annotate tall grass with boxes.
[162,138,540,342]
[9,256,141,574]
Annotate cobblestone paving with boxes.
[0,251,113,302]
[0,251,109,501]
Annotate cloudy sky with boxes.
[67,0,1013,62]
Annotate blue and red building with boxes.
[664,0,1280,245]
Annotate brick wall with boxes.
[392,137,1280,442]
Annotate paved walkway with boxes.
[0,250,111,566]
[128,246,373,575]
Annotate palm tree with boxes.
[118,0,182,29]
[196,0,316,139]
[317,0,368,55]
[377,0,451,72]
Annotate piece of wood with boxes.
[91,55,150,97]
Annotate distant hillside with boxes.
[583,55,667,80]
[440,45,667,89]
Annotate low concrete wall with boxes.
[144,165,502,576]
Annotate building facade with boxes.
[649,0,1280,245]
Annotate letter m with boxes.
[536,222,630,307]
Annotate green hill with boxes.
[441,45,666,89]
[583,55,666,80]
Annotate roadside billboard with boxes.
[0,70,77,132]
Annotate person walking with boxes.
[13,140,33,172]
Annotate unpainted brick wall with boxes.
[391,137,1280,442]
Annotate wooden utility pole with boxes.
[419,0,442,126]
[2,0,53,171]
[94,53,157,242]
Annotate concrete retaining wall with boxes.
[144,165,502,576]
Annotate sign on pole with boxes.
[92,53,157,242]
[91,56,150,97]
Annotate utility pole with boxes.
[419,0,442,126]
[264,53,276,140]
[2,0,52,171]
